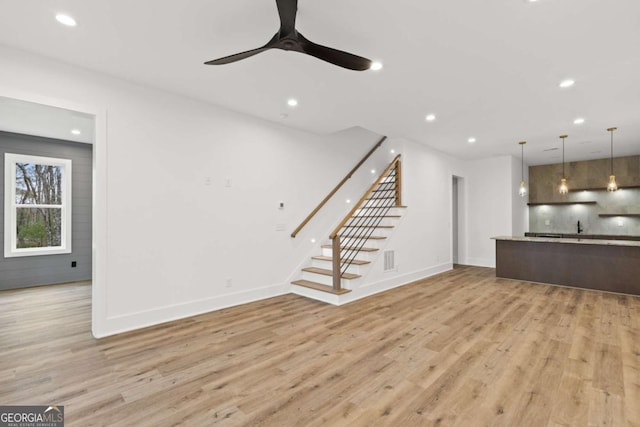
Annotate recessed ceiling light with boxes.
[55,13,77,27]
[287,98,298,107]
[346,199,351,204]
[71,129,81,135]
[390,149,395,154]
[468,137,476,144]
[573,118,585,125]
[371,169,376,174]
[425,114,436,122]
[559,79,575,88]
[370,62,383,71]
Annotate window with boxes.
[4,153,72,257]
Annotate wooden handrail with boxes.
[330,154,401,239]
[290,136,387,238]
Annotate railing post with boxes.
[331,235,342,292]
[395,159,402,206]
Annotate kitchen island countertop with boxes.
[492,235,640,247]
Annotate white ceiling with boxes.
[0,0,638,165]
[0,97,94,144]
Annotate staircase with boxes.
[292,155,405,300]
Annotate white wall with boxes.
[0,45,521,337]
[464,156,514,267]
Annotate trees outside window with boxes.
[4,153,72,257]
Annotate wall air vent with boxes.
[383,250,396,272]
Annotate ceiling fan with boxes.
[204,0,373,71]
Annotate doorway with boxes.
[452,176,465,265]
[0,92,105,336]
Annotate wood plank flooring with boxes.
[1,266,639,426]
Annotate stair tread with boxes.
[341,235,387,240]
[353,214,401,218]
[302,267,361,279]
[312,256,370,265]
[322,245,379,252]
[358,205,407,209]
[291,280,351,295]
[343,225,394,228]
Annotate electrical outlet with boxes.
[225,278,233,288]
[71,261,77,268]
[204,177,212,186]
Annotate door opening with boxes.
[452,176,465,265]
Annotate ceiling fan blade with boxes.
[276,0,298,34]
[205,34,279,65]
[204,47,270,65]
[298,33,372,71]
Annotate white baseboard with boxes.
[336,262,453,305]
[465,257,496,268]
[93,282,289,338]
[93,263,457,337]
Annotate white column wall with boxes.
[465,156,514,267]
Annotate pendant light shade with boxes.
[518,141,527,197]
[559,135,569,194]
[607,127,618,192]
[559,178,568,194]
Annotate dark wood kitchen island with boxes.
[492,236,640,296]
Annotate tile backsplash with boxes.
[529,188,640,235]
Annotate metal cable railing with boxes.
[338,170,397,276]
[329,157,402,291]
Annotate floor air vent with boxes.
[383,250,396,271]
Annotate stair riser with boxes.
[358,201,400,209]
[321,247,376,258]
[291,285,341,305]
[323,238,386,248]
[356,207,404,215]
[345,218,398,227]
[311,259,361,274]
[301,272,352,289]
[340,237,388,249]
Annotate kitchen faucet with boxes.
[577,220,583,234]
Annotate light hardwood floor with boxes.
[1,266,639,426]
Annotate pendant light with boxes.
[559,134,569,194]
[607,127,618,192]
[518,141,527,197]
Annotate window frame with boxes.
[4,153,72,258]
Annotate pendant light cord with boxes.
[521,144,524,181]
[610,129,614,175]
[562,138,565,177]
